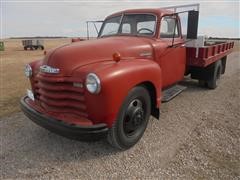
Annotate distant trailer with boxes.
[22,39,44,50]
[0,41,4,51]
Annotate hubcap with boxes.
[123,99,145,136]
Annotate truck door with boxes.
[155,15,186,88]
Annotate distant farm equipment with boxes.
[0,41,4,51]
[22,39,44,50]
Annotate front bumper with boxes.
[20,96,108,141]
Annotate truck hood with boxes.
[43,36,154,76]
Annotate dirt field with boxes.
[0,39,240,179]
[0,39,70,118]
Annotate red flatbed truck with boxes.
[20,4,234,150]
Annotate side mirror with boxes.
[187,10,199,39]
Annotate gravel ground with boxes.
[1,52,239,179]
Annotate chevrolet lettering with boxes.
[40,65,60,74]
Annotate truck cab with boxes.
[98,9,186,88]
[21,7,234,150]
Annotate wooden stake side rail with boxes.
[187,42,234,67]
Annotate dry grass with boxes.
[0,39,239,118]
[0,38,70,118]
[233,40,240,51]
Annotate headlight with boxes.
[25,64,32,77]
[85,73,101,94]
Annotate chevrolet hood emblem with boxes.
[40,65,60,74]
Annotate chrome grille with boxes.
[34,75,87,117]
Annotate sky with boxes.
[1,0,239,38]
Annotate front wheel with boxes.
[107,86,151,150]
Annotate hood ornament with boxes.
[40,65,60,74]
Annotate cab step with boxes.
[162,84,187,102]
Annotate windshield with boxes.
[99,14,156,37]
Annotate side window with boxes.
[160,16,180,38]
[122,23,131,33]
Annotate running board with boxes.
[162,84,187,102]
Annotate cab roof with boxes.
[106,8,174,19]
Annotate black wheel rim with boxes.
[123,98,146,137]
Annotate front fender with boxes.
[73,59,162,127]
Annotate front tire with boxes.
[107,86,151,150]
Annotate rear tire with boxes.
[207,61,222,89]
[107,86,151,150]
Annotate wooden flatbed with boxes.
[187,41,234,67]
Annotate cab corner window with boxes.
[160,16,180,38]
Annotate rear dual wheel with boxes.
[207,61,222,89]
[107,86,151,150]
[198,60,222,89]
